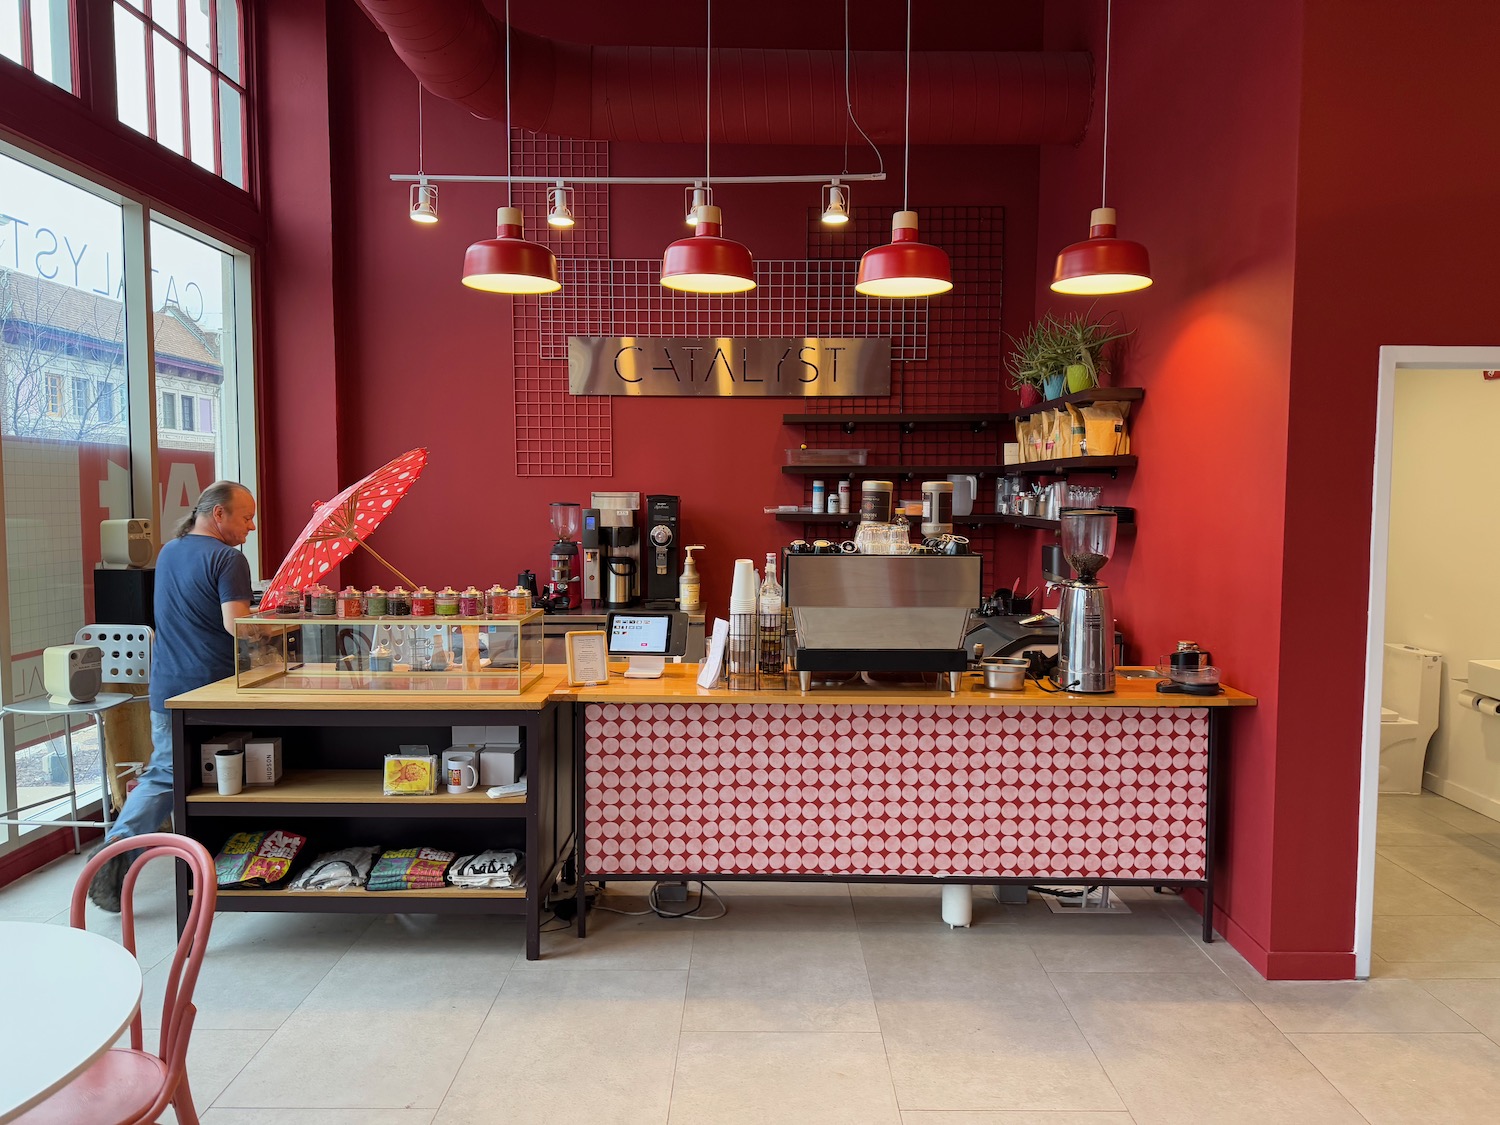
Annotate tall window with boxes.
[0,145,256,844]
[113,1,246,187]
[0,0,74,92]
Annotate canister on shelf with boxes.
[364,585,388,616]
[336,585,364,618]
[435,586,460,616]
[811,479,826,513]
[309,584,336,616]
[485,584,508,616]
[838,480,851,514]
[921,480,955,537]
[411,586,436,617]
[860,480,894,523]
[507,586,531,615]
[387,586,412,616]
[459,586,482,616]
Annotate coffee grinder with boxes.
[545,501,582,611]
[643,494,681,608]
[1056,508,1118,693]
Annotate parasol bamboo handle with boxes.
[358,541,417,589]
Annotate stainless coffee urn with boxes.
[592,491,641,608]
[1056,509,1118,693]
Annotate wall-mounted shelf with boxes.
[781,464,1001,479]
[1004,455,1137,478]
[1009,387,1144,422]
[783,412,1007,435]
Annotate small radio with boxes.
[100,519,154,568]
[44,645,103,705]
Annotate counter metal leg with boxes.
[62,720,81,853]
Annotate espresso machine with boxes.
[592,491,641,608]
[643,494,681,608]
[1056,508,1118,693]
[544,501,582,611]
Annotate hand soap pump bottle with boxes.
[679,544,705,613]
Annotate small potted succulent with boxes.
[1058,305,1132,394]
[1005,316,1070,405]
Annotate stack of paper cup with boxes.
[728,558,758,614]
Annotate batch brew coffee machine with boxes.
[581,492,683,610]
[592,491,642,608]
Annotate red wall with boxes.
[263,3,1046,611]
[1035,1,1308,974]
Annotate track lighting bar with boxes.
[391,172,887,186]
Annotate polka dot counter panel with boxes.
[584,704,1211,879]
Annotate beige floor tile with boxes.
[670,1031,900,1124]
[684,928,878,1032]
[692,890,858,932]
[216,1005,485,1109]
[433,970,685,1124]
[861,928,1043,999]
[1405,794,1500,835]
[141,912,373,1030]
[900,1115,1134,1124]
[1372,913,1500,962]
[1415,978,1500,1040]
[1378,842,1500,915]
[999,897,1199,938]
[1373,856,1475,915]
[1028,932,1218,974]
[1050,972,1363,1124]
[515,905,696,969]
[1231,976,1475,1033]
[171,1028,274,1116]
[875,986,1124,1112]
[1371,959,1500,979]
[0,849,88,920]
[204,1111,435,1124]
[851,887,1013,931]
[1289,1031,1500,1123]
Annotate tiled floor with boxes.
[3,789,1499,1124]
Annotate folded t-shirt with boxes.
[289,846,380,891]
[367,846,455,891]
[449,850,524,889]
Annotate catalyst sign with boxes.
[567,337,891,397]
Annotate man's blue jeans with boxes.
[103,709,174,845]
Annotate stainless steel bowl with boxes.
[974,657,1028,691]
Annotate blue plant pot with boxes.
[1041,373,1066,399]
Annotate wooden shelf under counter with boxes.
[187,769,526,817]
[215,886,524,901]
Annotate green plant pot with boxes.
[1041,373,1066,399]
[1065,364,1096,394]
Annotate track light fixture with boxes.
[547,182,575,228]
[409,177,438,224]
[821,180,850,225]
[685,184,711,226]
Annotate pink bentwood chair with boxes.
[17,833,218,1125]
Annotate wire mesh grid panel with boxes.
[537,259,927,362]
[512,131,613,477]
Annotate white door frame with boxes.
[1358,345,1500,977]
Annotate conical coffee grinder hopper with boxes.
[547,502,582,611]
[1056,509,1118,693]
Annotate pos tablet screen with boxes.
[605,611,687,677]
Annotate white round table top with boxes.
[0,920,143,1123]
[0,692,137,718]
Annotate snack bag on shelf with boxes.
[1080,402,1132,456]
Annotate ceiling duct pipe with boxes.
[354,0,1093,146]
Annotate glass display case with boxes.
[235,611,545,693]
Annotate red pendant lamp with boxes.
[1051,0,1152,295]
[856,0,952,299]
[461,0,560,295]
[660,0,756,294]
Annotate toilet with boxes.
[1380,643,1443,794]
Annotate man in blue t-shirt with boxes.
[89,480,257,911]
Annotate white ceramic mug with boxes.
[442,749,479,794]
[947,474,978,517]
[215,748,244,795]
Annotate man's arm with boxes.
[222,599,252,635]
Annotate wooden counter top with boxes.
[167,669,570,711]
[558,664,1256,707]
[169,666,1254,711]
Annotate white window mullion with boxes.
[122,203,162,554]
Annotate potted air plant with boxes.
[1005,315,1071,405]
[1058,305,1132,394]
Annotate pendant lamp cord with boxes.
[705,0,712,189]
[504,0,513,208]
[417,82,424,176]
[842,0,883,178]
[1101,0,1111,208]
[902,0,911,211]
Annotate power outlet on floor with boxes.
[655,880,689,903]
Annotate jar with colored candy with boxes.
[506,586,531,615]
[411,586,436,617]
[459,586,482,616]
[435,586,459,616]
[485,584,508,616]
[387,586,412,616]
[364,585,388,616]
[310,584,336,616]
[336,585,363,618]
